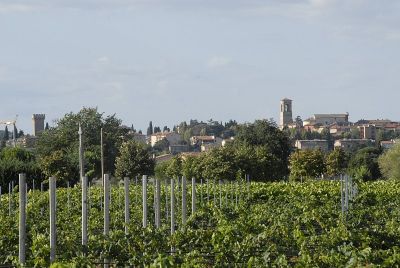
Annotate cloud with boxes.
[0,3,36,13]
[207,56,232,68]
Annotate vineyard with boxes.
[1,178,400,267]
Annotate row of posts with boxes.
[12,174,249,265]
[340,174,358,214]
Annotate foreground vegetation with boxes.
[1,180,400,267]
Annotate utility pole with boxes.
[101,128,104,182]
[78,124,84,179]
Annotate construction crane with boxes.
[0,115,18,147]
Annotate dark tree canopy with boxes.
[36,107,129,184]
[235,119,291,179]
[115,140,155,178]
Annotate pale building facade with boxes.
[304,113,349,126]
[150,132,181,147]
[295,139,329,152]
[334,139,374,151]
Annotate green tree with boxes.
[115,140,155,178]
[200,146,237,181]
[0,147,43,191]
[36,107,129,184]
[325,148,349,177]
[235,119,291,179]
[0,147,35,162]
[147,121,153,136]
[165,156,183,178]
[378,143,400,180]
[152,139,170,154]
[289,149,326,181]
[348,147,382,181]
[4,126,9,140]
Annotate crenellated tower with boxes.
[32,114,46,136]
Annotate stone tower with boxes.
[32,114,45,136]
[280,98,293,128]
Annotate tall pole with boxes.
[170,179,175,235]
[182,176,187,225]
[104,174,110,235]
[49,176,56,263]
[124,177,130,235]
[155,179,161,229]
[103,174,110,268]
[78,124,84,179]
[101,128,104,182]
[19,174,26,265]
[191,177,196,215]
[142,175,147,228]
[82,176,88,252]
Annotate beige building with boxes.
[334,139,374,151]
[304,113,349,126]
[190,135,222,146]
[295,139,329,152]
[150,132,181,147]
[358,125,376,140]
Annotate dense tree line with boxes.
[1,106,400,191]
[155,120,291,181]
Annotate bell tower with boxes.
[280,98,293,128]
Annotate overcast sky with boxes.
[1,0,399,134]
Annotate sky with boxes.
[0,0,399,134]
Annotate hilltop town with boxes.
[1,99,398,165]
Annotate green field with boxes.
[1,180,400,267]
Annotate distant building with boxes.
[380,140,398,150]
[222,137,234,147]
[132,132,146,144]
[358,125,376,140]
[304,113,349,126]
[329,124,352,137]
[155,154,174,164]
[200,143,220,152]
[8,135,38,149]
[150,132,181,147]
[280,98,293,128]
[334,139,374,151]
[295,139,329,152]
[190,135,222,146]
[169,144,190,155]
[32,114,45,136]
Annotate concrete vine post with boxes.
[155,179,161,229]
[103,174,110,268]
[82,176,88,252]
[142,175,147,228]
[182,177,187,225]
[124,177,130,235]
[19,174,26,265]
[49,176,56,263]
[165,179,169,223]
[192,177,196,215]
[170,179,175,235]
